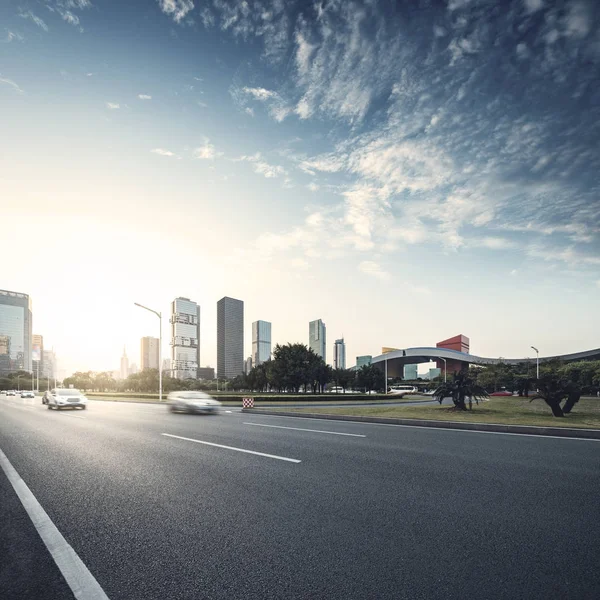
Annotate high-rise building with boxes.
[356,355,372,368]
[245,356,253,374]
[0,289,32,375]
[170,297,200,379]
[217,296,244,379]
[333,338,346,369]
[404,364,418,380]
[32,334,43,378]
[162,358,172,374]
[140,336,160,371]
[120,346,129,380]
[197,366,215,380]
[252,320,271,367]
[129,363,139,376]
[42,349,56,380]
[309,319,326,361]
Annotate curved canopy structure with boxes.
[371,346,600,378]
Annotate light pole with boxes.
[531,346,539,388]
[135,302,162,402]
[384,359,388,394]
[438,357,447,382]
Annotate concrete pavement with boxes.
[1,394,599,599]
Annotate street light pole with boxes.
[530,346,539,381]
[135,302,163,402]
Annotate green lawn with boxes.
[262,397,600,429]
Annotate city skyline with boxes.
[1,0,598,375]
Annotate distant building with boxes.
[333,338,346,369]
[217,296,244,379]
[171,297,200,379]
[309,319,326,361]
[403,364,418,380]
[252,320,271,367]
[129,363,139,376]
[140,336,160,371]
[356,355,372,368]
[245,356,253,374]
[120,346,129,380]
[436,334,470,373]
[161,358,172,374]
[41,349,56,379]
[0,289,32,375]
[32,334,43,378]
[429,367,442,380]
[197,366,215,380]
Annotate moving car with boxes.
[167,391,221,414]
[7,390,16,396]
[388,385,418,396]
[489,390,513,397]
[20,391,35,398]
[45,388,88,410]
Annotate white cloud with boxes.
[61,11,81,28]
[510,269,518,276]
[4,31,24,43]
[138,94,152,100]
[105,102,120,109]
[564,2,591,39]
[19,10,48,32]
[307,182,319,192]
[242,87,277,101]
[0,76,24,94]
[245,107,254,117]
[290,257,309,270]
[524,0,544,14]
[476,237,517,250]
[194,139,222,160]
[358,261,391,281]
[238,153,286,178]
[157,0,195,24]
[151,148,176,157]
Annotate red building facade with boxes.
[436,334,470,374]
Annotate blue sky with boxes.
[1,0,599,375]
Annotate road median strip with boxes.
[242,409,600,440]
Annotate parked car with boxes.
[46,388,88,410]
[6,390,16,396]
[20,391,35,398]
[167,391,221,414]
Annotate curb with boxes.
[241,409,600,440]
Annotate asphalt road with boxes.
[1,395,599,600]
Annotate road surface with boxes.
[1,395,599,599]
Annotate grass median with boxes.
[260,397,600,429]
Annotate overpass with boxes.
[371,346,600,379]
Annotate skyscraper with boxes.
[120,346,129,380]
[0,289,32,375]
[32,334,43,378]
[42,349,56,380]
[245,356,253,375]
[333,338,346,369]
[309,319,326,361]
[140,336,160,371]
[252,320,271,367]
[170,297,200,379]
[217,296,244,379]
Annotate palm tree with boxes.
[434,371,488,411]
[530,376,582,417]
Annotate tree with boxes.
[434,371,488,411]
[355,365,384,393]
[531,375,582,417]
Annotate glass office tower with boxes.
[170,297,200,379]
[252,320,271,367]
[217,296,244,379]
[0,289,32,375]
[309,319,326,361]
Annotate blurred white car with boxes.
[20,391,35,398]
[167,391,221,414]
[46,388,88,410]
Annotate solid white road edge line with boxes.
[161,433,302,463]
[244,422,366,437]
[0,448,110,600]
[242,413,600,442]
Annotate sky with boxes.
[1,0,599,376]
